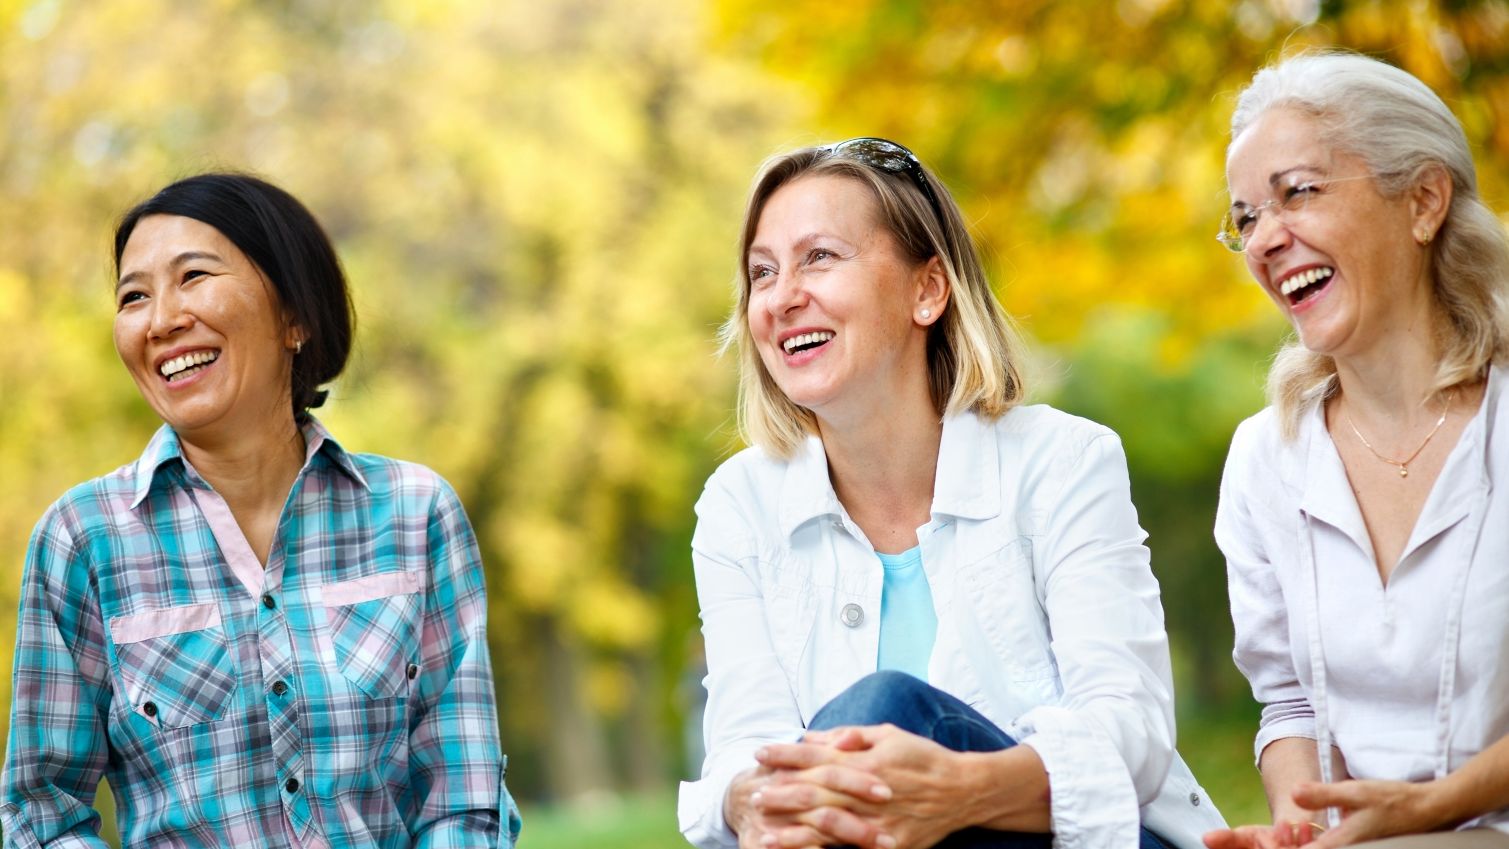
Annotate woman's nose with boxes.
[148,288,193,340]
[767,270,810,316]
[1246,209,1294,258]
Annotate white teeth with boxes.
[159,350,220,378]
[1279,267,1334,297]
[782,331,835,353]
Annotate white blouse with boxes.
[1217,365,1509,833]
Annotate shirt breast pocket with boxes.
[109,602,238,729]
[322,571,424,700]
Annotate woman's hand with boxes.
[1288,779,1450,847]
[725,753,895,849]
[755,724,981,849]
[1204,821,1322,849]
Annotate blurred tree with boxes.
[4,0,1509,827]
[711,0,1509,704]
[0,0,800,806]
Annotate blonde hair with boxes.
[1230,50,1509,438]
[722,144,1027,457]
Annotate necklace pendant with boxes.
[1399,466,1409,478]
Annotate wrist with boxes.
[1419,774,1469,831]
[959,746,1052,833]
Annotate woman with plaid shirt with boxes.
[0,174,519,848]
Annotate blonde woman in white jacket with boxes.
[678,138,1225,849]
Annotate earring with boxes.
[293,340,304,354]
[920,308,932,320]
[1417,229,1433,246]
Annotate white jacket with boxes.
[679,406,1227,849]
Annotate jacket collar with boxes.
[775,410,1002,539]
[129,416,367,508]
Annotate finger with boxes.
[765,765,891,804]
[757,742,841,771]
[827,726,873,751]
[792,805,892,849]
[758,823,826,849]
[1292,779,1370,810]
[1202,827,1243,849]
[755,781,868,815]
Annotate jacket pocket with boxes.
[963,539,1058,682]
[109,602,237,728]
[322,571,424,700]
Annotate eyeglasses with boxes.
[1216,173,1374,253]
[824,137,946,227]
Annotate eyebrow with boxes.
[1268,164,1324,187]
[117,250,225,290]
[1230,164,1327,210]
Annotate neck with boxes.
[179,411,307,513]
[817,390,943,524]
[1332,327,1445,428]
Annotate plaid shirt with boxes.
[1,420,520,848]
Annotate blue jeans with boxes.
[807,671,1172,849]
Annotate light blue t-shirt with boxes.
[876,545,937,681]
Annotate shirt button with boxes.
[285,778,301,794]
[1189,792,1201,807]
[262,593,277,610]
[142,701,158,718]
[271,681,289,696]
[840,603,864,628]
[406,663,419,681]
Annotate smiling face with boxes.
[745,174,942,427]
[115,214,299,442]
[1226,107,1438,361]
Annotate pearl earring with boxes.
[293,340,304,354]
[920,308,932,320]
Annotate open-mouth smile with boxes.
[157,349,221,383]
[1277,266,1334,305]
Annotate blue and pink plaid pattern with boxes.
[1,420,520,848]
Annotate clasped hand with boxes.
[734,724,968,849]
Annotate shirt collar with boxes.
[128,416,368,508]
[775,410,1002,539]
[1298,364,1501,544]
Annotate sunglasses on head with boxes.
[824,137,945,227]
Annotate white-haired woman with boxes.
[1206,51,1509,849]
[677,138,1226,849]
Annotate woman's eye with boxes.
[749,266,773,284]
[117,291,146,309]
[1235,211,1259,235]
[182,269,208,283]
[809,249,835,263]
[1282,182,1320,206]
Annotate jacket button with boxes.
[271,680,289,696]
[262,593,276,610]
[406,663,419,680]
[142,701,158,718]
[840,603,864,627]
[1189,792,1200,806]
[285,778,300,794]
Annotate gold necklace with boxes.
[1342,394,1451,478]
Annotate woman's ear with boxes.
[1410,164,1453,245]
[914,256,950,326]
[285,323,308,354]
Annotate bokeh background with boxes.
[4,0,1509,845]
